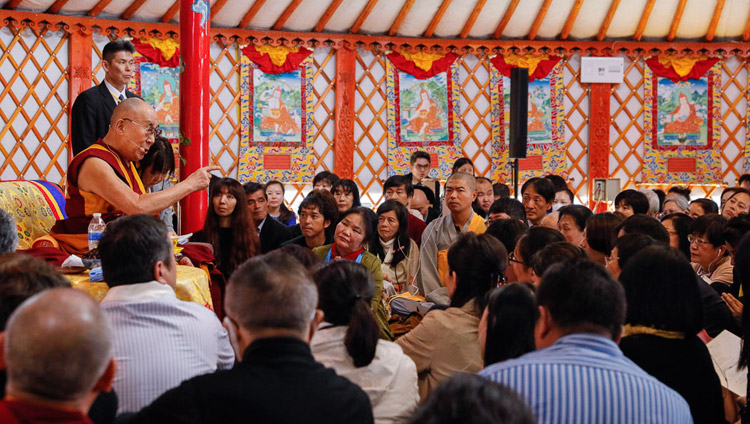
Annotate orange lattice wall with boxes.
[0,12,748,208]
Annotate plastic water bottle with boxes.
[88,213,106,251]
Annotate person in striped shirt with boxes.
[480,259,692,424]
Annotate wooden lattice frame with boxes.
[610,53,646,191]
[0,25,69,185]
[208,38,241,177]
[561,55,589,203]
[719,56,747,190]
[456,52,492,176]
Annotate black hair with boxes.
[538,259,626,339]
[691,198,719,215]
[721,187,740,209]
[739,174,750,186]
[277,244,322,269]
[371,200,411,269]
[312,171,339,188]
[620,245,704,335]
[407,373,535,424]
[413,185,436,205]
[585,212,624,256]
[265,181,295,224]
[660,213,694,259]
[331,179,361,208]
[557,205,592,232]
[690,213,728,248]
[516,226,565,266]
[613,233,657,271]
[314,260,379,368]
[99,214,172,287]
[299,190,339,240]
[521,177,555,203]
[339,207,377,246]
[242,181,266,199]
[667,186,692,202]
[488,198,526,222]
[102,39,135,62]
[0,253,71,330]
[485,219,528,254]
[653,188,667,211]
[614,189,650,215]
[530,241,587,278]
[544,174,568,192]
[617,214,670,245]
[410,150,430,165]
[723,215,750,249]
[383,175,414,197]
[139,130,175,177]
[452,158,474,175]
[556,188,574,204]
[447,233,507,316]
[737,234,750,368]
[492,183,510,199]
[483,284,537,366]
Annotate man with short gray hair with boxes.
[0,209,18,254]
[132,251,373,423]
[0,288,115,422]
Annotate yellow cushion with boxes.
[0,181,60,249]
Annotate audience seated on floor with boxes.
[0,288,115,424]
[383,175,426,245]
[243,182,292,253]
[130,251,374,423]
[520,177,554,227]
[99,214,234,413]
[371,200,420,296]
[311,260,419,424]
[282,190,337,249]
[510,226,565,283]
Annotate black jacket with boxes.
[259,215,293,253]
[71,82,139,155]
[131,337,373,424]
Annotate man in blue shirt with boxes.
[480,259,692,424]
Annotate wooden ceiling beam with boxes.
[493,0,520,39]
[743,7,750,41]
[239,0,267,29]
[389,0,417,37]
[706,0,726,41]
[634,0,656,41]
[460,0,487,39]
[273,0,303,31]
[6,0,23,10]
[528,0,553,41]
[47,0,71,14]
[351,0,379,34]
[424,0,453,38]
[598,0,620,41]
[561,0,584,40]
[315,0,344,32]
[162,0,179,23]
[89,0,115,17]
[122,0,147,20]
[211,0,231,17]
[667,0,687,41]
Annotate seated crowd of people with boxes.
[9,55,750,421]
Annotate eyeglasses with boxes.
[122,118,158,137]
[687,234,711,246]
[414,164,430,170]
[509,251,525,266]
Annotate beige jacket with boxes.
[395,299,483,400]
[693,255,733,287]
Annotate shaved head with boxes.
[447,172,477,192]
[110,97,154,126]
[5,288,112,402]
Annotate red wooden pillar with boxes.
[334,47,356,179]
[68,28,92,163]
[588,83,611,211]
[179,0,211,233]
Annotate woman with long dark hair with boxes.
[310,261,418,423]
[265,180,296,226]
[192,178,259,277]
[480,283,537,367]
[660,212,693,260]
[370,200,419,295]
[331,179,361,214]
[397,232,507,399]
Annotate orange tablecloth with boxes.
[65,265,214,310]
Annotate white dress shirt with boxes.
[101,280,234,413]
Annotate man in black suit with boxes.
[71,39,139,155]
[243,182,292,253]
[130,251,374,424]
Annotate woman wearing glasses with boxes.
[509,226,565,283]
[689,214,733,295]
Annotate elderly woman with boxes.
[662,196,688,216]
[557,205,592,246]
[690,214,733,295]
[396,233,506,399]
[313,207,393,340]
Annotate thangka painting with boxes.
[745,72,750,174]
[386,54,462,179]
[642,60,721,185]
[237,53,314,183]
[489,63,566,184]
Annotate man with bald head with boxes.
[0,288,116,423]
[416,172,486,305]
[50,98,218,255]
